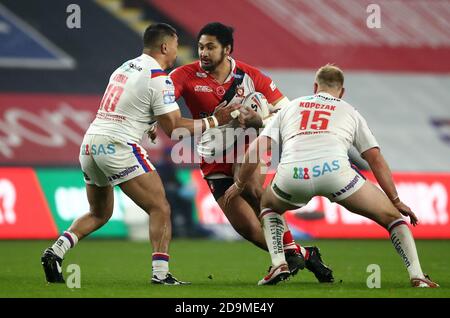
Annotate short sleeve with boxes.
[150,75,179,116]
[260,109,282,145]
[353,110,379,154]
[252,69,283,104]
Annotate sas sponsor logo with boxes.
[107,165,139,182]
[81,143,115,155]
[163,90,176,104]
[293,160,340,179]
[194,85,213,93]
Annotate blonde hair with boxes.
[315,64,344,89]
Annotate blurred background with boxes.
[0,0,449,242]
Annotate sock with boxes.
[388,219,424,279]
[260,209,286,268]
[281,219,299,253]
[152,253,169,279]
[281,217,304,255]
[51,231,78,259]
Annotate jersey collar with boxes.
[315,92,342,102]
[141,53,163,69]
[197,56,237,84]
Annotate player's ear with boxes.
[339,87,345,98]
[313,83,318,94]
[161,42,168,54]
[224,45,232,56]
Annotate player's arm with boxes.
[362,148,418,225]
[272,96,290,110]
[151,73,239,137]
[156,105,240,137]
[354,109,418,225]
[261,96,290,127]
[223,135,273,206]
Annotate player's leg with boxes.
[41,184,114,283]
[119,171,171,254]
[237,164,300,254]
[256,186,298,285]
[266,163,335,283]
[215,185,266,250]
[233,164,306,274]
[118,171,188,285]
[68,184,114,239]
[338,181,438,287]
[206,175,296,267]
[42,140,114,283]
[210,178,305,275]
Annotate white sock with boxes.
[152,253,169,279]
[260,209,286,268]
[51,231,78,259]
[388,219,424,279]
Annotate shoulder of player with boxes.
[147,71,174,90]
[339,98,359,113]
[235,60,265,78]
[170,61,198,76]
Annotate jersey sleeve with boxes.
[260,108,282,145]
[353,110,379,154]
[251,68,283,105]
[169,67,187,100]
[149,75,180,116]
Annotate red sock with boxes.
[283,231,300,253]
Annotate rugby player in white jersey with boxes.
[41,23,237,285]
[224,65,439,287]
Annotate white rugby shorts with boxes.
[79,134,155,187]
[270,158,366,207]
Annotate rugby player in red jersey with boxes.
[169,22,333,282]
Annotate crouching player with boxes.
[224,64,439,287]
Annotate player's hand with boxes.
[394,201,419,226]
[146,121,158,144]
[224,181,245,207]
[213,102,241,126]
[238,107,263,128]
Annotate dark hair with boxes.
[197,22,234,53]
[143,23,177,49]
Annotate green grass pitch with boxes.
[1,239,449,298]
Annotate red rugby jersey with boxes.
[170,57,283,177]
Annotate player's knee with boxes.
[90,208,113,224]
[236,222,261,243]
[245,183,263,199]
[378,209,402,229]
[241,184,263,207]
[152,198,171,218]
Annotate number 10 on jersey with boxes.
[99,84,124,112]
[299,110,331,130]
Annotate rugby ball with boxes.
[241,92,271,120]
